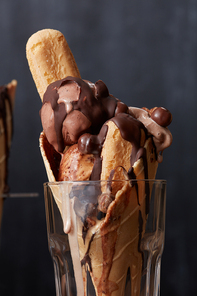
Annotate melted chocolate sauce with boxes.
[112,113,146,168]
[78,112,148,185]
[81,233,95,272]
[42,77,119,153]
[78,125,108,181]
[42,76,171,295]
[72,101,152,263]
[0,86,13,193]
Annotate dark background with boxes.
[0,0,196,295]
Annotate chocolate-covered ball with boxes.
[151,107,172,127]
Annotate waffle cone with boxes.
[0,80,17,226]
[74,123,158,296]
[77,181,146,296]
[40,119,158,296]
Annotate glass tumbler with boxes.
[44,180,166,296]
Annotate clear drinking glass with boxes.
[44,180,166,296]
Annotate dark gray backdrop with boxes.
[0,0,196,295]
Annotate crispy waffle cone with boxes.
[40,119,158,296]
[77,182,145,296]
[40,132,62,213]
[0,80,17,227]
[74,123,158,296]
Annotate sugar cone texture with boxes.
[0,80,17,227]
[26,29,80,100]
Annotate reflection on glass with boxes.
[44,180,166,296]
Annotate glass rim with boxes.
[44,179,166,187]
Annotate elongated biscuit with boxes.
[26,29,80,100]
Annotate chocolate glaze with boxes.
[112,113,146,168]
[43,77,166,192]
[0,85,13,193]
[78,124,108,181]
[81,233,95,272]
[42,77,119,153]
[78,113,147,184]
[72,104,152,252]
[78,124,108,156]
